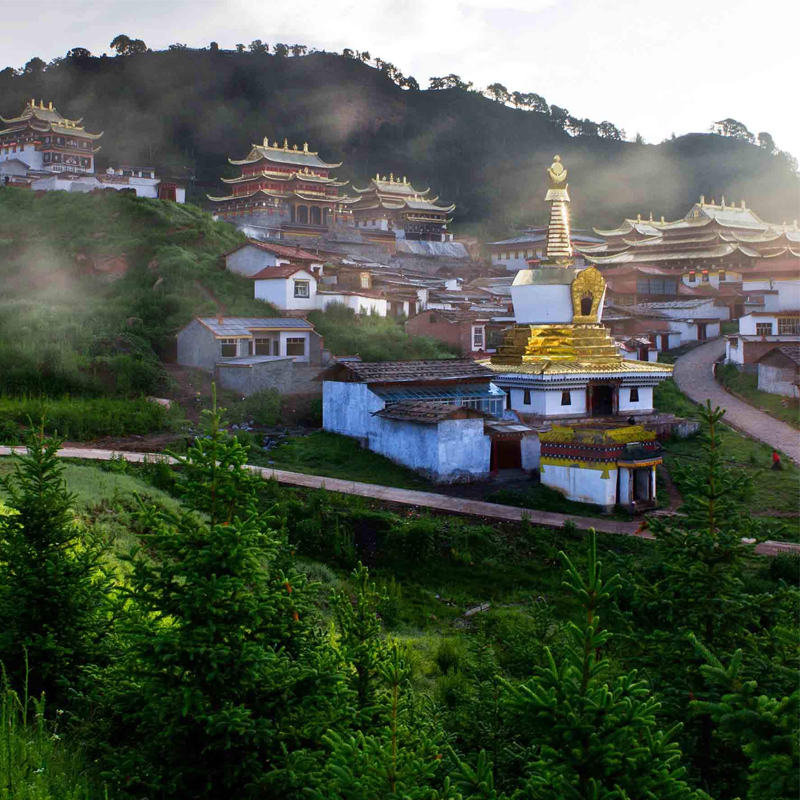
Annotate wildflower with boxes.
[284,581,293,594]
[291,611,299,622]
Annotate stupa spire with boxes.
[544,155,573,265]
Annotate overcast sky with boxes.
[3,0,799,161]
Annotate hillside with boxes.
[0,189,261,395]
[2,49,798,233]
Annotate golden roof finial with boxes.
[390,172,394,182]
[382,175,387,181]
[547,154,567,186]
[403,176,407,184]
[649,210,653,222]
[263,136,269,147]
[39,99,44,109]
[272,141,278,148]
[637,213,642,223]
[376,172,380,181]
[711,198,716,206]
[661,215,665,223]
[303,142,309,153]
[29,98,34,108]
[700,195,705,205]
[741,199,746,209]
[48,101,53,111]
[283,138,288,149]
[721,195,726,207]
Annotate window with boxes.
[472,326,484,349]
[254,338,272,355]
[360,272,370,288]
[719,270,726,282]
[778,318,800,335]
[293,280,310,298]
[501,252,507,260]
[220,338,237,357]
[702,271,709,283]
[688,271,696,283]
[756,322,773,336]
[629,388,640,402]
[514,251,519,259]
[429,315,438,324]
[286,337,305,356]
[561,391,571,406]
[730,337,738,349]
[523,389,531,405]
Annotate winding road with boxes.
[673,338,800,465]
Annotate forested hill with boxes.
[2,47,798,232]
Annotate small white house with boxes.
[224,239,324,278]
[30,167,186,202]
[252,265,319,312]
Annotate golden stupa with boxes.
[486,156,672,377]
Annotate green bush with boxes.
[434,637,462,675]
[242,388,282,426]
[0,395,182,440]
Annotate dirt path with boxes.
[1,445,796,557]
[673,338,800,465]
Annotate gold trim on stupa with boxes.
[544,155,573,265]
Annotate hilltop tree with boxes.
[209,41,219,52]
[110,34,148,56]
[511,91,549,113]
[403,76,420,91]
[342,48,355,59]
[168,43,188,51]
[0,427,114,707]
[235,43,245,53]
[249,39,269,53]
[429,74,473,91]
[359,50,371,62]
[599,120,625,139]
[274,42,290,57]
[712,117,755,142]
[485,82,510,103]
[634,131,646,144]
[66,47,92,60]
[23,57,46,74]
[290,44,308,57]
[757,131,775,152]
[549,104,570,129]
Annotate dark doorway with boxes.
[697,323,707,340]
[580,292,593,316]
[492,439,522,470]
[633,469,651,501]
[310,206,322,225]
[660,334,669,350]
[297,205,309,224]
[592,385,614,416]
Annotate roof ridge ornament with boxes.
[547,154,567,186]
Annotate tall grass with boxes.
[0,660,107,800]
[0,396,183,441]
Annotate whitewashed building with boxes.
[756,346,800,397]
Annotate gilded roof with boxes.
[0,100,103,140]
[229,140,342,169]
[353,176,430,196]
[483,359,673,376]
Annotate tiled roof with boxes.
[224,239,322,261]
[319,358,494,384]
[194,317,314,336]
[251,265,311,280]
[758,345,800,366]
[374,401,488,424]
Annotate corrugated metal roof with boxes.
[197,317,314,336]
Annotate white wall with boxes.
[509,387,547,415]
[322,382,384,439]
[655,301,728,321]
[227,247,282,277]
[254,269,317,311]
[758,363,800,397]
[725,337,745,365]
[541,463,618,509]
[738,314,760,335]
[682,270,741,289]
[512,284,574,324]
[436,419,491,481]
[544,388,587,416]
[318,293,388,316]
[278,330,310,363]
[618,386,654,413]
[521,433,541,471]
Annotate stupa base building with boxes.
[481,156,675,510]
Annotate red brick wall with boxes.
[742,340,783,365]
[405,312,468,353]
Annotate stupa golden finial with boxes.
[547,154,567,186]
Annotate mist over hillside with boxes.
[2,48,798,232]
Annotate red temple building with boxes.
[350,174,455,242]
[0,99,103,184]
[577,197,799,274]
[207,137,358,234]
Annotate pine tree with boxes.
[498,529,703,800]
[0,426,113,707]
[332,562,389,726]
[623,401,790,796]
[101,394,347,798]
[690,637,799,800]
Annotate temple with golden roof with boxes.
[349,173,456,243]
[0,99,103,181]
[481,156,675,510]
[207,137,359,233]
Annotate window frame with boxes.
[755,322,773,336]
[523,389,531,406]
[629,387,640,403]
[219,338,238,358]
[472,325,485,350]
[286,337,306,356]
[778,317,800,335]
[561,390,571,406]
[293,279,310,298]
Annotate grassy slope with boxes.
[717,363,800,429]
